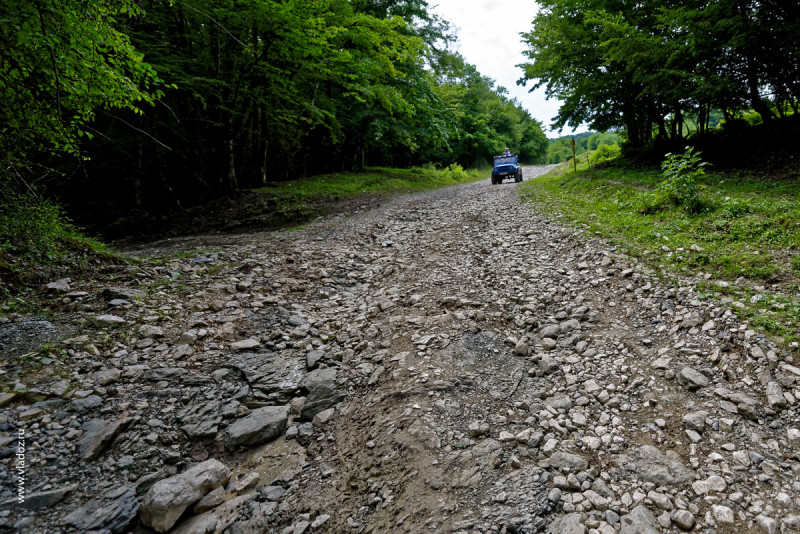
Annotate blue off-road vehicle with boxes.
[491,154,523,184]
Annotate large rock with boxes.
[224,405,289,449]
[613,445,693,487]
[545,451,588,473]
[547,513,587,534]
[676,367,709,390]
[140,459,231,533]
[102,287,144,302]
[67,394,103,412]
[77,418,132,460]
[681,411,707,433]
[299,367,337,393]
[64,486,139,534]
[765,381,787,409]
[228,353,304,403]
[540,324,560,339]
[620,505,660,534]
[301,384,345,421]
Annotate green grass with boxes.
[1,191,124,298]
[519,160,800,345]
[249,165,485,221]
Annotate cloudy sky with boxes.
[429,0,586,136]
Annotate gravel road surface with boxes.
[2,166,798,533]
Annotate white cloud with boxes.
[431,0,587,135]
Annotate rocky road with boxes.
[1,166,799,534]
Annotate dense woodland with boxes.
[521,0,800,148]
[1,0,798,226]
[1,0,548,215]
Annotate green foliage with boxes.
[63,0,546,214]
[658,147,709,213]
[546,131,620,164]
[427,54,548,168]
[0,192,110,276]
[0,0,163,176]
[589,144,621,166]
[519,166,800,342]
[519,0,800,147]
[442,163,468,181]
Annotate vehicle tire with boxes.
[491,176,496,184]
[515,172,522,183]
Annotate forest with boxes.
[1,0,548,218]
[520,0,800,148]
[2,0,799,257]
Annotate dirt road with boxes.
[2,166,798,533]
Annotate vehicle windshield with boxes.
[493,156,515,165]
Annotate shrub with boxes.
[791,255,800,273]
[442,163,467,181]
[589,144,621,166]
[658,147,709,213]
[0,191,107,266]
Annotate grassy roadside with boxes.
[248,165,486,222]
[519,160,800,346]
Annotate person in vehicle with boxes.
[502,147,511,155]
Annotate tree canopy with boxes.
[1,0,549,215]
[519,0,800,148]
[0,0,163,182]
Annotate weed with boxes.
[658,147,709,213]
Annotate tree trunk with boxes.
[134,138,144,208]
[226,118,237,193]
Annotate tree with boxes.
[519,0,800,148]
[0,0,163,183]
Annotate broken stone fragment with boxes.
[139,459,231,533]
[676,366,709,390]
[102,287,144,301]
[765,381,787,409]
[46,278,71,293]
[95,314,126,325]
[64,486,139,534]
[77,417,132,460]
[192,486,225,514]
[224,405,289,449]
[619,505,660,534]
[231,338,260,351]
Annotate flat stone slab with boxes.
[620,505,660,534]
[64,486,139,534]
[224,405,289,449]
[613,445,693,487]
[228,353,304,403]
[77,418,132,460]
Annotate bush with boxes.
[0,191,106,266]
[589,144,621,166]
[442,162,467,181]
[657,147,709,213]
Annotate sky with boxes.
[429,0,587,136]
